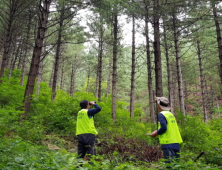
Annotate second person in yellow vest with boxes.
[149,97,183,167]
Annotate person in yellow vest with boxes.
[76,100,101,160]
[149,97,183,166]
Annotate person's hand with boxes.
[89,101,95,105]
[150,130,158,138]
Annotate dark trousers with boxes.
[77,134,96,159]
[162,148,180,164]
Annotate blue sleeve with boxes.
[157,113,167,135]
[87,104,101,117]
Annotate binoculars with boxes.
[89,101,96,105]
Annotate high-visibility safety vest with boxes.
[158,111,183,145]
[76,109,98,135]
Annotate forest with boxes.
[0,0,222,169]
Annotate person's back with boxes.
[76,109,98,135]
[158,110,182,145]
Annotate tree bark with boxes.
[145,10,155,123]
[23,0,51,116]
[70,55,77,96]
[9,45,18,78]
[36,56,43,95]
[112,15,118,123]
[0,0,25,82]
[0,3,14,81]
[49,64,54,87]
[106,60,112,98]
[60,58,65,90]
[212,2,222,95]
[184,81,188,111]
[70,64,75,96]
[0,24,12,81]
[17,44,24,69]
[197,41,207,122]
[130,14,135,118]
[21,10,32,86]
[51,7,64,101]
[87,67,90,93]
[172,73,177,111]
[163,24,174,114]
[98,29,104,102]
[170,65,175,113]
[153,0,163,97]
[173,13,186,116]
[95,57,99,98]
[36,38,46,95]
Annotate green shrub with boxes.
[0,109,21,137]
[0,137,78,169]
[16,120,45,143]
[205,151,222,166]
[0,76,24,109]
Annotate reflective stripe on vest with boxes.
[158,111,183,144]
[76,109,98,135]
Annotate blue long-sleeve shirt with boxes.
[87,104,101,118]
[157,113,180,150]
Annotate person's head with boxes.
[80,100,90,109]
[156,97,171,112]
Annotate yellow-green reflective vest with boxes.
[158,111,183,145]
[76,109,98,135]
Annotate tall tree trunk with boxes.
[21,10,32,86]
[51,9,64,101]
[145,11,155,123]
[98,26,104,102]
[212,2,222,95]
[163,24,174,113]
[0,2,16,81]
[95,57,99,98]
[184,81,188,111]
[173,13,185,116]
[210,85,214,110]
[70,64,74,96]
[106,61,111,98]
[9,45,17,78]
[204,76,212,119]
[36,39,46,95]
[197,41,207,122]
[17,44,23,69]
[0,0,24,81]
[112,15,118,123]
[130,15,135,118]
[23,0,51,116]
[204,76,212,116]
[49,64,54,87]
[36,56,43,95]
[70,55,77,96]
[153,0,163,97]
[5,50,11,69]
[60,58,65,90]
[0,21,12,81]
[86,67,90,93]
[170,65,175,113]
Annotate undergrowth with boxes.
[0,70,222,169]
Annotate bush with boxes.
[0,76,24,109]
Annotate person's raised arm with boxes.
[88,102,101,117]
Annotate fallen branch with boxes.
[194,151,205,162]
